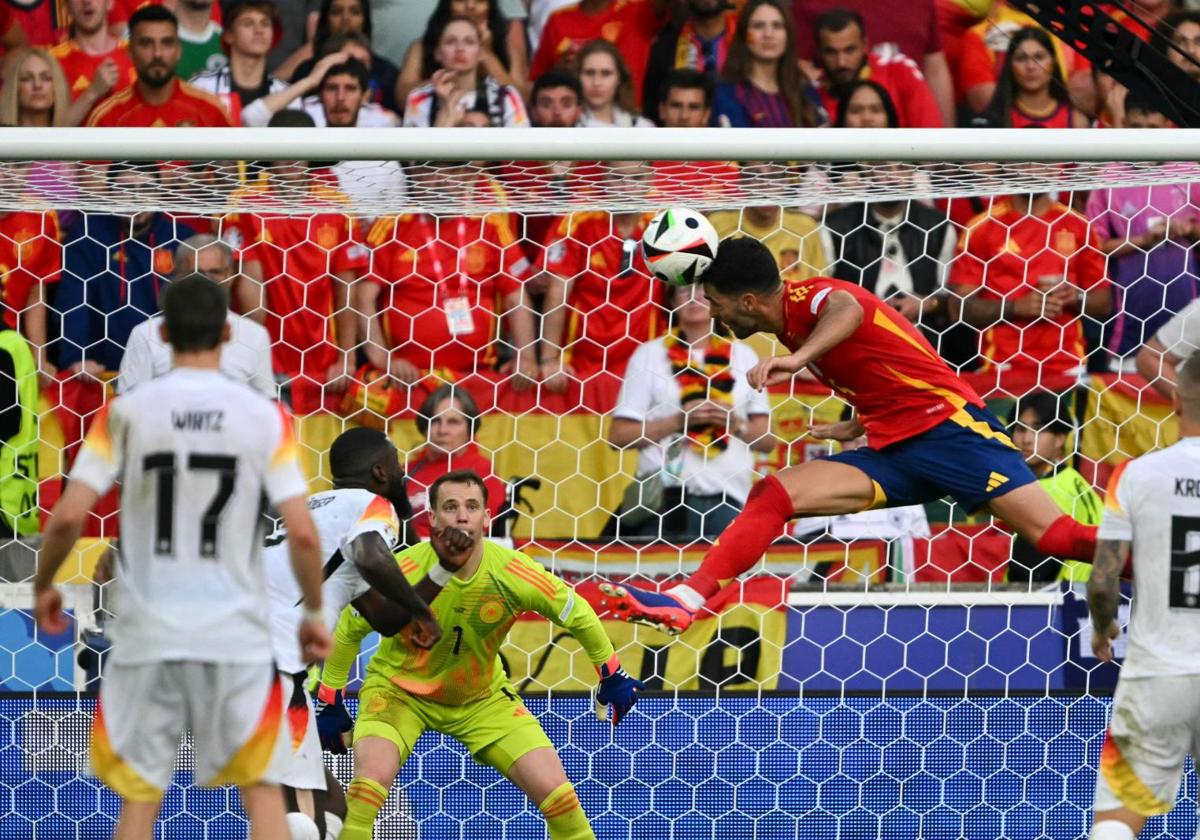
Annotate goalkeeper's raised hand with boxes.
[596,655,643,725]
[312,684,353,754]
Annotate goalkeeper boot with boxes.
[598,583,695,634]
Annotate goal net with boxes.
[2,127,1197,839]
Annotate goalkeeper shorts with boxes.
[354,674,554,776]
[1093,675,1200,817]
[825,403,1037,514]
[91,661,291,801]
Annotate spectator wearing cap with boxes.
[48,0,135,118]
[1006,391,1102,584]
[1086,92,1200,371]
[405,384,505,539]
[403,15,527,127]
[642,0,737,117]
[813,7,942,127]
[85,5,232,126]
[172,0,225,77]
[277,0,401,112]
[188,0,296,124]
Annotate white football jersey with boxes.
[263,488,400,674]
[70,368,309,666]
[1098,437,1200,678]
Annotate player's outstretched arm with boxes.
[277,495,331,662]
[746,290,864,390]
[349,531,439,640]
[34,480,101,634]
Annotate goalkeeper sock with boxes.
[685,474,794,600]
[341,777,388,840]
[1035,515,1098,562]
[538,782,594,840]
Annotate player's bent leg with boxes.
[503,748,593,840]
[240,782,289,840]
[601,461,877,633]
[987,481,1098,561]
[113,799,164,840]
[341,736,401,840]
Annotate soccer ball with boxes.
[641,207,720,286]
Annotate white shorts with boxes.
[1094,674,1200,817]
[91,661,291,801]
[279,672,327,791]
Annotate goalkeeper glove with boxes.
[312,683,353,754]
[596,655,643,726]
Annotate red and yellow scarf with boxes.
[665,329,735,454]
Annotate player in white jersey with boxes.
[33,275,332,840]
[1087,352,1200,840]
[263,426,442,840]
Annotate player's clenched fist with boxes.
[298,610,333,663]
[431,525,475,570]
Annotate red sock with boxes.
[1035,515,1098,561]
[686,474,794,599]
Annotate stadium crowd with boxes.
[0,0,1197,578]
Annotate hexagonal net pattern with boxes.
[0,153,1194,839]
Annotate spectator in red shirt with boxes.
[85,5,232,126]
[530,0,669,108]
[359,162,538,395]
[539,161,667,392]
[653,68,739,199]
[813,7,942,127]
[950,189,1112,383]
[48,0,135,121]
[792,0,954,126]
[641,0,737,116]
[984,27,1088,128]
[712,0,824,127]
[406,384,505,539]
[225,112,366,412]
[0,207,61,382]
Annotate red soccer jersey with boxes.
[49,39,136,102]
[366,207,530,376]
[950,199,1108,378]
[779,276,984,449]
[108,0,221,29]
[819,52,943,128]
[531,0,666,106]
[406,444,505,538]
[85,78,232,126]
[0,210,61,330]
[542,210,666,377]
[9,0,63,49]
[225,189,367,380]
[652,160,740,202]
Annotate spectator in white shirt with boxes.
[608,283,774,540]
[118,234,275,396]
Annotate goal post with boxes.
[0,127,1197,838]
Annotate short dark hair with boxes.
[660,67,714,108]
[128,3,178,33]
[1122,88,1165,119]
[160,274,228,353]
[416,384,480,438]
[268,109,316,128]
[321,57,370,92]
[815,7,864,39]
[429,469,489,509]
[1165,10,1200,37]
[1010,391,1073,436]
[532,70,582,104]
[329,426,393,481]
[701,236,781,296]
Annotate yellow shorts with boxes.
[354,674,554,776]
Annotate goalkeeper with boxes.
[315,469,642,839]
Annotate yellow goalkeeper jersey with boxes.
[352,540,614,705]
